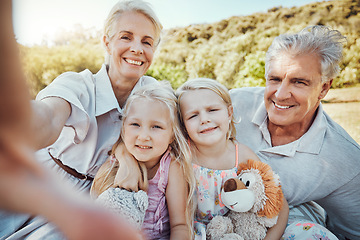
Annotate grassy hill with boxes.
[148,0,360,89]
[20,0,360,97]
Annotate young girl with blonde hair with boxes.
[91,82,194,240]
[176,78,289,240]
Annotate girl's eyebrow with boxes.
[152,120,169,126]
[119,30,132,35]
[182,107,197,115]
[143,35,154,41]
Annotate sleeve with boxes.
[318,172,360,239]
[139,75,159,86]
[229,87,264,120]
[35,70,93,143]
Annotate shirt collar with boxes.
[253,102,327,157]
[95,64,120,116]
[94,64,149,117]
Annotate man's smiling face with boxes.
[264,52,329,129]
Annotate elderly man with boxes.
[230,25,360,240]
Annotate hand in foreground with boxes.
[0,135,144,240]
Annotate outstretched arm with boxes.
[30,97,71,149]
[0,0,46,198]
[1,0,70,151]
[0,1,144,239]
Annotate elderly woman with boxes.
[0,0,162,239]
[230,25,360,240]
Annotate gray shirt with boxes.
[230,87,360,240]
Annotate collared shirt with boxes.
[35,64,158,177]
[230,87,360,240]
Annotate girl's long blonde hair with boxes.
[91,81,195,238]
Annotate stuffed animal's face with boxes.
[220,159,284,218]
[221,169,264,213]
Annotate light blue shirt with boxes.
[230,87,360,240]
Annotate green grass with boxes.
[322,86,360,144]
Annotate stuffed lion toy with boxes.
[206,159,284,240]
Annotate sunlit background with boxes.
[11,0,360,143]
[13,0,326,46]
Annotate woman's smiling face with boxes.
[105,11,156,83]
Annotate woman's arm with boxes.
[264,196,289,240]
[0,1,144,238]
[113,143,146,191]
[31,97,71,150]
[166,160,191,240]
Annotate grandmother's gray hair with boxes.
[265,25,347,83]
[103,0,163,64]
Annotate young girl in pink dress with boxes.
[91,82,194,240]
[176,78,289,240]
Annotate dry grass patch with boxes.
[322,86,360,144]
[322,102,360,144]
[323,86,360,103]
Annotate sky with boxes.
[13,0,327,46]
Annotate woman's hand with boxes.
[113,143,146,192]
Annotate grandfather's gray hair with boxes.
[265,25,347,82]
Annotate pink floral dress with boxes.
[193,144,239,240]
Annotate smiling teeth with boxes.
[138,145,150,149]
[126,59,142,66]
[274,103,290,109]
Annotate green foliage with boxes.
[147,63,188,89]
[153,0,360,89]
[20,40,103,98]
[20,0,360,96]
[233,51,266,88]
[336,36,360,87]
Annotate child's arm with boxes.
[264,196,289,240]
[166,160,191,240]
